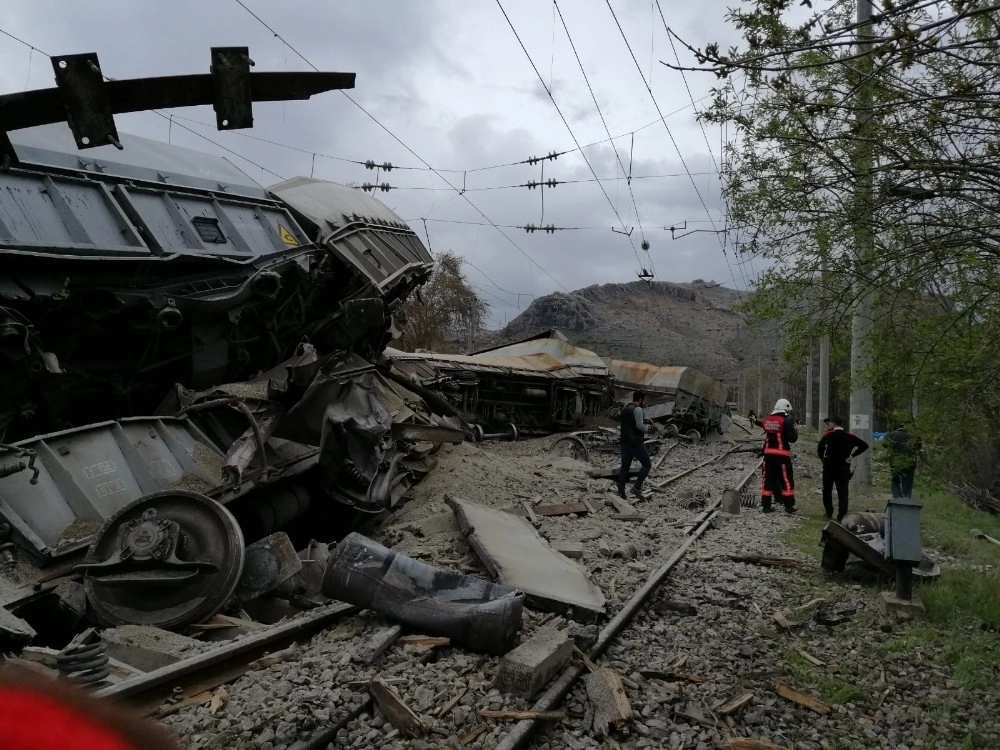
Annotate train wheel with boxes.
[686,429,702,444]
[81,491,245,629]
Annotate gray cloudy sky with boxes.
[0,0,759,326]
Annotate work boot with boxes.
[632,485,650,501]
[616,485,628,500]
[762,499,773,513]
[784,504,798,514]
[836,513,846,522]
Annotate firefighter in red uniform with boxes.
[760,398,798,513]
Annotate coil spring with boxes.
[342,460,367,489]
[56,641,110,689]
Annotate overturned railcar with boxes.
[607,359,731,440]
[385,334,611,437]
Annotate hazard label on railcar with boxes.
[278,225,300,246]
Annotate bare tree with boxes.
[396,252,489,353]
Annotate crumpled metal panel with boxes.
[384,348,586,380]
[0,417,224,559]
[268,177,433,291]
[476,338,608,377]
[608,359,727,405]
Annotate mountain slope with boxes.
[484,280,781,380]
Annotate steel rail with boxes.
[496,456,761,750]
[97,602,357,713]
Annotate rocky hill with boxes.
[482,280,782,380]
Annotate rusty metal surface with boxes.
[479,338,608,377]
[608,359,727,405]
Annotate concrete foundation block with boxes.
[878,591,925,619]
[494,626,574,698]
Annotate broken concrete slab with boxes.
[494,625,574,698]
[101,624,209,672]
[445,495,606,623]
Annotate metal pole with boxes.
[849,0,875,497]
[805,343,814,429]
[819,334,830,422]
[756,357,762,414]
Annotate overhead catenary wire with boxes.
[604,0,745,296]
[554,0,651,267]
[496,0,645,268]
[231,0,570,293]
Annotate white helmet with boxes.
[772,398,792,415]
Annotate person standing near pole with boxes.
[761,398,798,513]
[883,423,921,498]
[617,390,652,500]
[817,416,870,521]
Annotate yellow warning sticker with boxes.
[278,225,300,246]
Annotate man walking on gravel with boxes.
[817,415,869,521]
[760,398,798,513]
[617,390,652,500]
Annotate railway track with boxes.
[97,437,762,749]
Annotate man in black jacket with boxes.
[817,416,870,521]
[617,390,651,500]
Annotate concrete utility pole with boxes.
[805,343,814,429]
[849,0,875,496]
[819,334,830,421]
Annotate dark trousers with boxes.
[891,469,915,498]
[761,455,795,509]
[618,443,652,491]
[822,462,851,520]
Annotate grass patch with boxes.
[778,433,1000,692]
[781,650,868,704]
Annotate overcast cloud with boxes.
[0,0,758,326]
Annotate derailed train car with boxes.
[0,56,464,636]
[385,332,611,438]
[386,331,732,441]
[607,359,732,440]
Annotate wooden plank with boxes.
[521,501,539,524]
[585,667,632,735]
[716,739,793,750]
[480,709,565,721]
[640,669,708,684]
[716,691,755,715]
[608,496,646,521]
[370,679,426,737]
[435,688,468,718]
[534,502,590,517]
[460,724,489,744]
[397,635,450,650]
[773,682,830,715]
[796,649,826,667]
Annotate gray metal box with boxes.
[884,497,923,563]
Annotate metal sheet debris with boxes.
[321,532,523,655]
[445,495,607,623]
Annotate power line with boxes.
[604,0,745,295]
[554,0,652,274]
[232,0,569,292]
[496,0,644,267]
